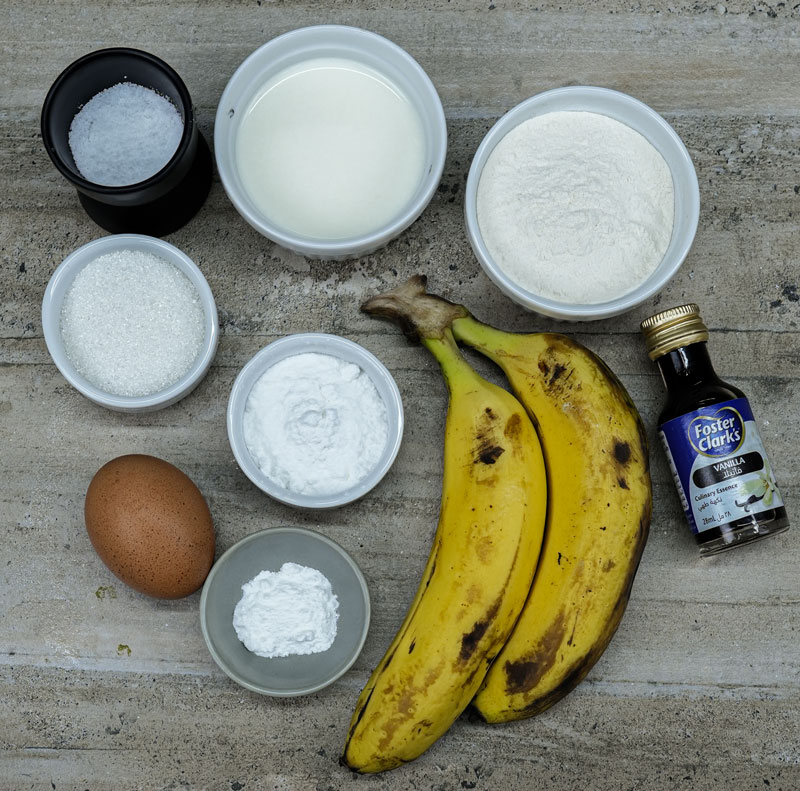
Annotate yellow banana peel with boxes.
[342,300,547,772]
[451,313,651,722]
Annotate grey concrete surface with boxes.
[2,2,799,789]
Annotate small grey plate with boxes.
[200,526,370,696]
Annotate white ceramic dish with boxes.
[227,333,404,508]
[42,234,219,412]
[464,85,700,321]
[214,24,447,260]
[200,526,371,696]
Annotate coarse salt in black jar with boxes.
[41,47,212,237]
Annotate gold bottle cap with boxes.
[640,304,709,360]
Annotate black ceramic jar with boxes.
[41,48,212,237]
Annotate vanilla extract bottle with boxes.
[641,304,789,556]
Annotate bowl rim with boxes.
[227,332,404,508]
[464,84,701,321]
[213,24,447,259]
[199,525,372,696]
[41,233,219,411]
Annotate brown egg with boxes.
[85,454,215,599]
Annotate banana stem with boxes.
[422,329,479,395]
[451,315,514,359]
[362,275,481,392]
[361,275,468,342]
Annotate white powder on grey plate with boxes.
[476,110,675,304]
[60,249,205,397]
[69,82,184,186]
[233,562,339,658]
[243,352,388,496]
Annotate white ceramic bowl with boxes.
[227,333,404,508]
[200,526,370,697]
[42,234,219,412]
[214,25,447,260]
[465,85,700,321]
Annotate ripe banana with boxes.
[342,291,547,773]
[449,303,652,722]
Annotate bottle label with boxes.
[659,397,784,535]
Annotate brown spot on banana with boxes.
[376,662,445,753]
[475,535,494,564]
[504,413,522,440]
[518,587,632,718]
[503,612,566,694]
[566,612,579,647]
[464,583,483,606]
[459,597,501,662]
[461,653,497,691]
[547,363,569,387]
[476,444,504,464]
[460,620,489,662]
[473,403,505,463]
[535,350,575,396]
[503,660,538,695]
[414,719,434,735]
[397,689,417,716]
[613,440,631,465]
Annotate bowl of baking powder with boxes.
[465,85,700,321]
[200,526,370,696]
[227,333,404,508]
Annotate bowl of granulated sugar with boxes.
[465,85,699,321]
[42,234,219,412]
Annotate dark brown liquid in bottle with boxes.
[657,341,789,555]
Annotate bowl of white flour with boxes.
[227,333,404,508]
[200,526,370,696]
[465,85,699,321]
